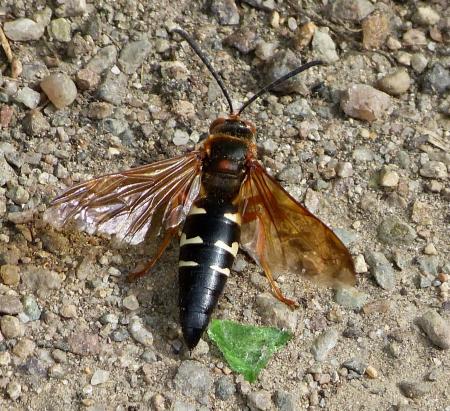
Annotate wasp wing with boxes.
[44,152,203,245]
[240,159,355,289]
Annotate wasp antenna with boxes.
[238,60,324,115]
[171,28,234,115]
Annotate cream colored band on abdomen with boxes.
[224,212,241,225]
[180,233,203,247]
[179,260,199,267]
[210,265,230,276]
[189,205,207,215]
[214,240,239,257]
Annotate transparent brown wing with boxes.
[240,159,355,298]
[44,152,203,245]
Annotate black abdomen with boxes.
[178,197,241,349]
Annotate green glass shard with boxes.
[207,319,292,382]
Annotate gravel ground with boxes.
[0,0,449,410]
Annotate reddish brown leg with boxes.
[127,229,176,282]
[260,258,299,308]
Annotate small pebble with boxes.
[210,0,240,25]
[362,300,390,315]
[49,18,72,42]
[224,28,257,54]
[396,52,411,66]
[6,185,30,205]
[414,6,441,26]
[329,0,374,22]
[377,216,416,245]
[1,264,21,286]
[85,45,118,75]
[255,41,277,61]
[76,69,100,91]
[387,37,401,50]
[40,73,78,109]
[365,365,378,379]
[174,360,213,400]
[21,295,41,320]
[7,381,21,400]
[354,255,368,274]
[141,349,158,363]
[160,61,189,81]
[277,164,303,184]
[0,315,24,338]
[263,50,305,94]
[417,310,450,349]
[411,200,433,225]
[97,72,127,105]
[419,161,448,179]
[173,130,190,146]
[173,100,195,119]
[403,29,427,47]
[48,363,66,379]
[362,12,389,49]
[365,251,396,290]
[12,338,35,359]
[0,295,23,315]
[256,293,298,332]
[270,10,280,28]
[294,22,316,50]
[421,64,450,95]
[123,294,139,311]
[423,243,437,255]
[128,316,153,346]
[312,28,339,64]
[379,168,399,187]
[111,328,130,342]
[215,376,236,400]
[118,40,152,74]
[4,18,44,41]
[335,286,368,310]
[22,110,50,136]
[377,70,411,96]
[340,84,392,121]
[0,351,11,366]
[399,381,430,399]
[311,328,339,361]
[426,369,439,382]
[247,390,273,411]
[386,341,401,358]
[287,17,297,31]
[343,358,367,375]
[52,349,67,363]
[87,102,113,120]
[15,87,41,109]
[91,369,110,385]
[57,0,87,16]
[417,256,439,277]
[60,303,77,318]
[336,162,353,178]
[67,332,101,356]
[411,54,428,74]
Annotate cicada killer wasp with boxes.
[44,29,356,349]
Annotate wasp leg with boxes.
[127,228,176,282]
[253,218,299,308]
[259,258,299,308]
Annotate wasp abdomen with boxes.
[178,198,241,349]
